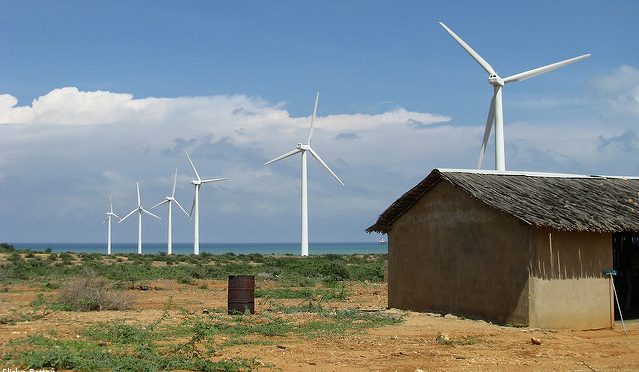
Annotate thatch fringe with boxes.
[366,169,639,234]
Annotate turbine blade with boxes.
[103,216,109,224]
[172,167,178,197]
[200,177,229,184]
[112,213,121,219]
[142,208,161,220]
[503,54,591,83]
[264,148,302,165]
[136,182,141,207]
[109,193,113,213]
[478,91,497,169]
[151,200,167,210]
[306,91,320,145]
[173,199,190,217]
[185,151,201,181]
[308,147,345,186]
[119,209,137,223]
[439,22,496,75]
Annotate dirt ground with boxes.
[1,279,638,371]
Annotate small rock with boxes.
[202,308,210,314]
[444,314,459,320]
[308,361,317,365]
[390,335,398,340]
[531,337,542,345]
[276,345,287,349]
[415,369,425,372]
[436,332,450,342]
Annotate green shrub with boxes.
[319,261,350,281]
[0,243,16,253]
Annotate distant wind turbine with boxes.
[185,151,228,255]
[119,182,161,255]
[103,193,120,255]
[264,92,345,257]
[439,22,590,171]
[151,168,190,255]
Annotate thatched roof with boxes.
[366,169,639,234]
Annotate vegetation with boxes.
[0,244,385,286]
[2,295,401,371]
[58,270,135,311]
[0,243,393,371]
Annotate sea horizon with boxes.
[10,241,387,255]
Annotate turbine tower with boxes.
[151,168,189,255]
[119,182,161,255]
[264,92,345,257]
[103,193,120,255]
[439,22,590,171]
[185,152,228,255]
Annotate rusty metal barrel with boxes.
[228,275,255,315]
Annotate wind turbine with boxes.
[103,193,120,255]
[264,92,345,257]
[439,22,590,171]
[119,182,161,255]
[151,168,190,255]
[185,151,228,255]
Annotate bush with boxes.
[58,271,134,311]
[59,253,74,265]
[319,261,350,282]
[0,243,16,253]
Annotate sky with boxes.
[1,1,638,244]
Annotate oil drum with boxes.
[228,275,255,315]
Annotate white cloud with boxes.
[1,70,638,244]
[591,65,639,117]
[0,87,452,242]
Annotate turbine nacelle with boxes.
[488,74,504,87]
[297,144,311,151]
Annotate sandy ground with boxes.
[1,279,638,371]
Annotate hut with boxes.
[367,169,639,329]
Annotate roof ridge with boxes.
[436,168,639,180]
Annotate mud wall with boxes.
[388,181,530,325]
[528,229,612,329]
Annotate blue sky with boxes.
[1,1,638,244]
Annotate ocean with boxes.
[11,242,387,255]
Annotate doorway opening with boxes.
[612,232,639,319]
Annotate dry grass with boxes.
[58,270,134,311]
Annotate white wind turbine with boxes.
[119,182,161,255]
[151,168,190,255]
[103,193,120,255]
[439,22,590,171]
[185,151,228,255]
[264,92,345,257]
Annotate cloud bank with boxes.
[1,66,638,243]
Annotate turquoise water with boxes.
[11,242,387,255]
